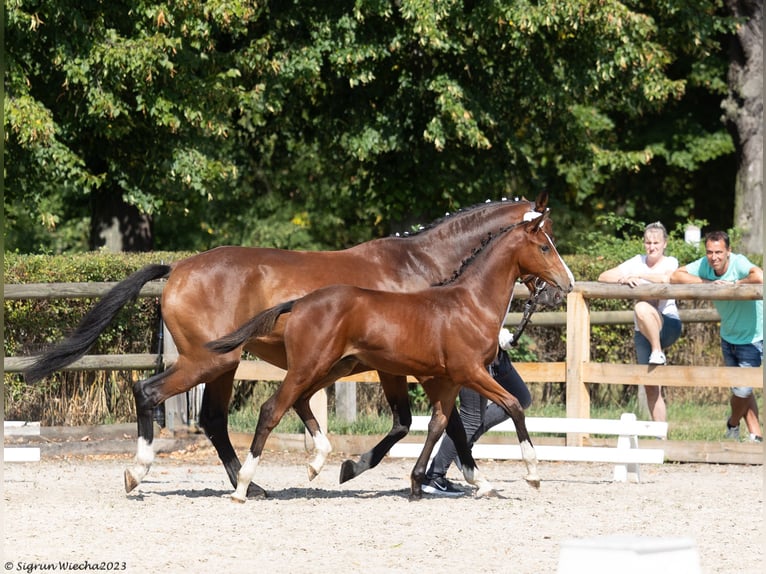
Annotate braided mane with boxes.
[433,220,526,287]
[392,196,530,238]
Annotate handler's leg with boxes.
[424,388,485,478]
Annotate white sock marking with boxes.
[232,452,260,502]
[308,431,332,479]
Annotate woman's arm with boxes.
[599,266,670,286]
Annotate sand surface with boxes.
[3,442,763,574]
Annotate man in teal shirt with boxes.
[672,230,763,442]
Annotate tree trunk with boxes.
[722,0,763,254]
[89,187,153,252]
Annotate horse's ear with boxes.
[534,191,549,212]
[522,208,548,233]
[534,208,551,232]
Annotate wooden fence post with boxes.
[335,381,357,423]
[566,291,591,446]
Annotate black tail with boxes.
[24,264,172,383]
[206,300,296,354]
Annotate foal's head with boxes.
[515,211,574,295]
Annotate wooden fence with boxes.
[4,281,763,447]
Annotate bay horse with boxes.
[23,193,554,498]
[207,210,575,501]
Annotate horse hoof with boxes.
[124,469,139,493]
[230,494,247,504]
[526,477,541,489]
[246,483,267,499]
[308,465,319,481]
[408,491,423,502]
[339,460,357,484]
[475,485,498,498]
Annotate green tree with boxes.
[723,0,762,253]
[4,1,743,255]
[4,1,253,252]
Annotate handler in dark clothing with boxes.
[421,328,532,496]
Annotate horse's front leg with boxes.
[507,405,540,488]
[463,370,540,489]
[292,394,332,481]
[490,395,540,488]
[339,372,411,483]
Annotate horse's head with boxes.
[517,210,575,295]
[519,275,565,308]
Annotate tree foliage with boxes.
[4,0,744,254]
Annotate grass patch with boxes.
[229,398,744,441]
[525,400,733,441]
[228,404,396,436]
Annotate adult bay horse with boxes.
[207,211,575,501]
[24,194,552,498]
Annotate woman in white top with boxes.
[598,222,682,422]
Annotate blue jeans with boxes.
[633,316,682,364]
[721,339,763,398]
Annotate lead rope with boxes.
[509,278,545,346]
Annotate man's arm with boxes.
[738,265,764,285]
[670,266,703,284]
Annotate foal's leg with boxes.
[463,371,540,488]
[292,394,332,481]
[420,380,496,497]
[339,372,412,483]
[406,381,461,500]
[232,378,305,502]
[198,371,266,498]
[503,402,540,488]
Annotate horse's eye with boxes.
[541,245,550,254]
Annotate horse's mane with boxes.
[391,196,531,238]
[433,221,524,287]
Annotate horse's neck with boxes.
[448,228,525,323]
[423,201,530,245]
[385,202,531,273]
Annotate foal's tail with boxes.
[24,264,172,384]
[205,300,296,354]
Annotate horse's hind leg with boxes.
[125,369,172,493]
[232,379,304,502]
[408,404,450,500]
[339,372,412,483]
[198,371,266,498]
[292,394,332,481]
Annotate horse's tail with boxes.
[206,300,296,354]
[24,264,172,384]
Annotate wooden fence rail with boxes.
[4,281,763,446]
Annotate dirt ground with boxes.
[3,439,763,574]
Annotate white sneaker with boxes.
[648,351,666,365]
